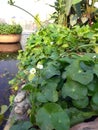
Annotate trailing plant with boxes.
[0,23,22,34]
[9,23,98,130]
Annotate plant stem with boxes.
[78,43,97,48]
[10,4,43,27]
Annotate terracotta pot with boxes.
[0,43,21,52]
[0,34,21,43]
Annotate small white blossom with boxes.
[93,55,96,58]
[50,42,54,45]
[78,70,82,73]
[29,68,36,74]
[89,0,92,5]
[94,2,98,8]
[37,64,43,69]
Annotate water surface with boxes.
[0,53,18,129]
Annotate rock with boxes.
[14,98,30,115]
[16,98,30,109]
[14,106,25,115]
[70,119,98,130]
[14,91,26,103]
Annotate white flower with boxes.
[29,68,36,74]
[93,55,96,58]
[78,70,82,73]
[50,42,54,45]
[94,2,98,8]
[37,64,43,69]
[89,0,92,5]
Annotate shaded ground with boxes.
[0,53,18,129]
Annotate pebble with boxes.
[70,120,98,130]
[16,98,30,109]
[14,106,25,115]
[14,91,26,103]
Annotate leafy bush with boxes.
[0,23,22,34]
[10,24,98,130]
[51,0,98,27]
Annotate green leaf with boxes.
[10,121,34,130]
[72,0,82,5]
[65,0,72,16]
[87,76,98,95]
[36,103,70,130]
[0,105,8,114]
[92,92,98,105]
[42,63,60,79]
[58,57,73,65]
[62,80,87,100]
[93,64,98,76]
[66,108,96,126]
[91,101,98,111]
[37,81,58,102]
[72,97,89,109]
[73,3,81,17]
[66,61,93,85]
[22,84,33,91]
[73,70,93,85]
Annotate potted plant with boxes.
[0,23,23,52]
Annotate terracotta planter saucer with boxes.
[0,34,21,43]
[0,43,22,52]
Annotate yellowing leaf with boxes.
[14,86,18,91]
[94,46,98,53]
[28,74,35,81]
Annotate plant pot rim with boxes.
[0,34,21,43]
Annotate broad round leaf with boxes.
[36,103,70,130]
[66,61,93,85]
[72,97,89,109]
[62,80,88,100]
[37,82,58,102]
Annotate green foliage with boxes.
[10,24,98,129]
[51,0,98,26]
[0,23,22,34]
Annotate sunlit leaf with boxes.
[0,105,8,114]
[72,0,82,5]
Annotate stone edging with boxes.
[4,84,30,130]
